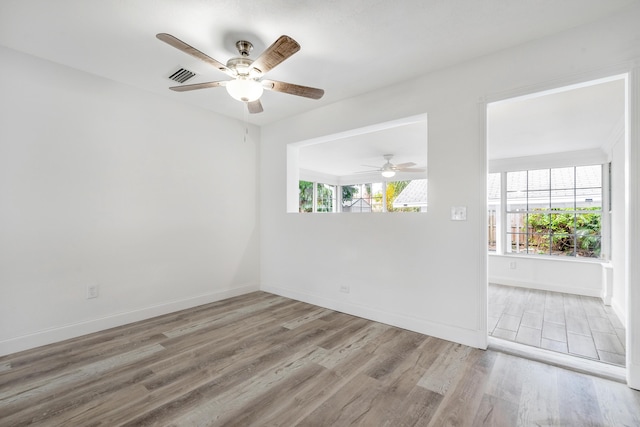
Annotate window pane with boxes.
[551,234,574,256]
[507,171,527,192]
[576,165,601,188]
[527,190,550,210]
[342,185,357,205]
[506,171,526,212]
[343,183,372,213]
[488,173,500,252]
[494,164,602,258]
[576,188,601,208]
[577,234,601,258]
[550,212,575,234]
[507,212,527,234]
[371,182,384,212]
[507,233,527,253]
[576,212,601,235]
[487,173,501,202]
[551,167,575,188]
[299,181,313,213]
[488,208,497,252]
[529,233,551,255]
[551,167,575,209]
[528,169,550,190]
[316,183,335,212]
[577,165,602,209]
[527,211,550,233]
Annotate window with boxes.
[299,180,425,213]
[489,165,602,258]
[298,181,337,213]
[487,173,500,252]
[342,183,381,212]
[317,183,336,212]
[287,114,428,214]
[299,180,313,213]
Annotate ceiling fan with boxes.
[156,33,324,113]
[361,154,426,178]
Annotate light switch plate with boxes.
[451,206,467,221]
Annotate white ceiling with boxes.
[487,78,626,160]
[0,0,631,170]
[298,119,428,182]
[0,0,634,127]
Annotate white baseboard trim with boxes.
[489,276,601,298]
[0,284,259,357]
[610,297,627,328]
[261,284,487,350]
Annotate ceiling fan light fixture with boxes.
[226,78,263,102]
[381,160,396,178]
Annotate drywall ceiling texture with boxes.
[0,46,260,355]
[259,5,640,386]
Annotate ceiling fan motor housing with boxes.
[235,40,253,56]
[226,56,255,76]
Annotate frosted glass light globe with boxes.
[226,78,263,102]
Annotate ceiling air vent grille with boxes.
[168,67,196,83]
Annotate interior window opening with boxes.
[287,114,428,214]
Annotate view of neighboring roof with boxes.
[393,179,428,208]
[488,165,602,205]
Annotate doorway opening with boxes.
[486,75,627,370]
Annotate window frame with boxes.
[489,165,604,259]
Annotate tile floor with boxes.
[488,283,626,366]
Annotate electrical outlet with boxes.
[509,262,517,270]
[87,284,99,299]
[339,284,350,294]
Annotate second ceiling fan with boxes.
[157,33,324,113]
[361,154,426,178]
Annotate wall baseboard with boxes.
[261,284,487,350]
[0,284,259,357]
[610,297,627,328]
[489,276,602,298]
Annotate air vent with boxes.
[168,67,196,83]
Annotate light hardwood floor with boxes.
[1,292,639,426]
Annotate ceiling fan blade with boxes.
[397,167,426,172]
[247,100,264,114]
[262,79,324,99]
[156,33,234,76]
[393,162,417,169]
[250,35,300,75]
[169,81,227,92]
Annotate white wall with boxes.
[489,255,604,297]
[0,46,260,355]
[259,4,640,353]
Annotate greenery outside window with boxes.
[317,183,336,212]
[489,165,602,258]
[300,180,424,213]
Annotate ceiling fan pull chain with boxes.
[243,106,249,143]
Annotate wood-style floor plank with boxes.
[1,291,639,426]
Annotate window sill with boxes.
[488,252,607,265]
